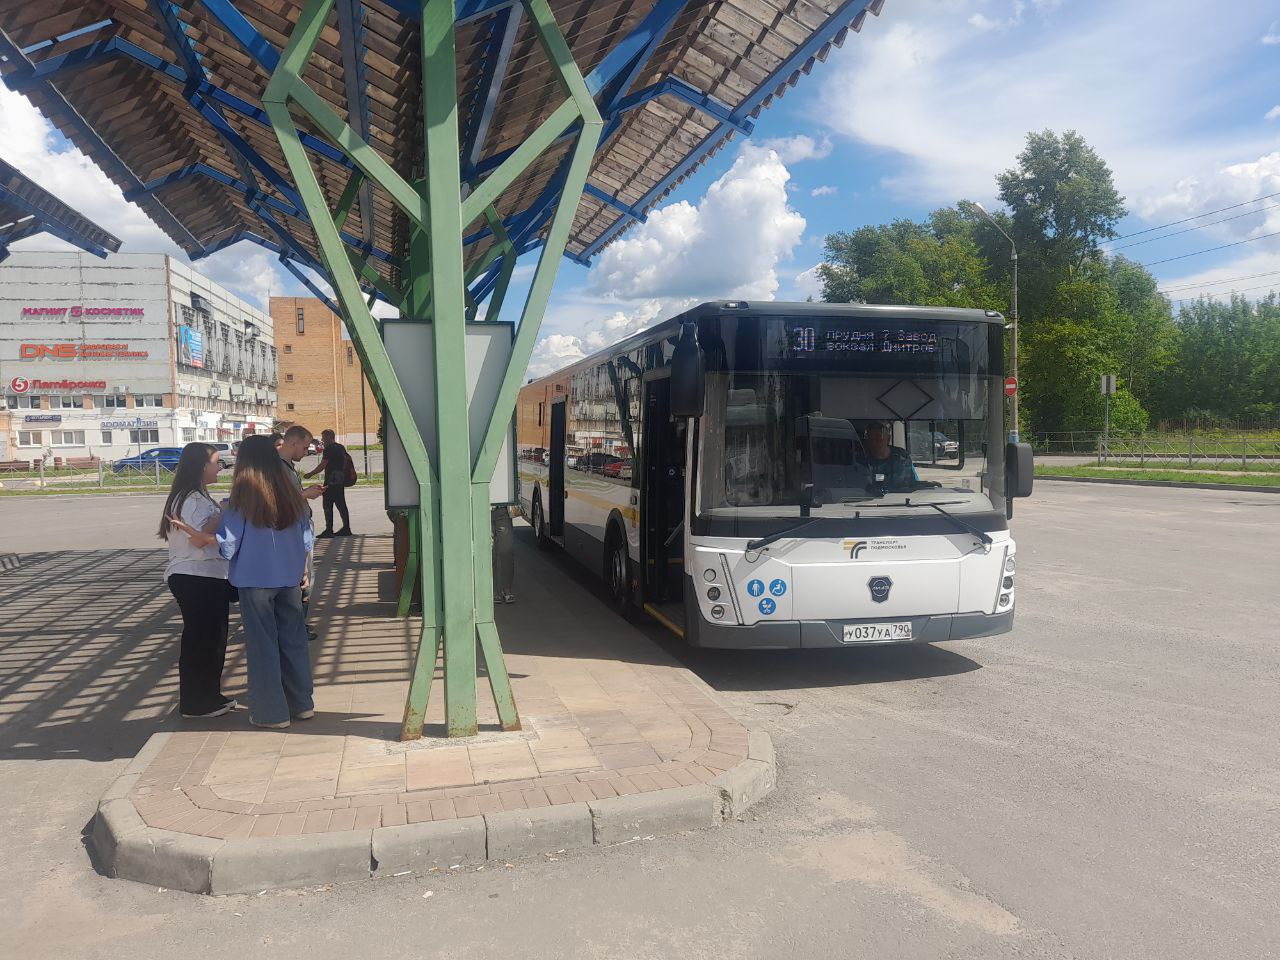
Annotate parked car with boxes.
[113,447,185,474]
[208,441,238,468]
[577,453,622,474]
[932,432,959,459]
[602,458,632,480]
[306,438,324,455]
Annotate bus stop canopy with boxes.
[0,0,884,301]
[0,155,122,261]
[0,0,888,739]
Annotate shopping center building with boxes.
[0,252,277,461]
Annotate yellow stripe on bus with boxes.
[643,603,685,639]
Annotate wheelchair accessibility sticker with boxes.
[769,579,787,596]
[758,598,776,615]
[747,579,765,597]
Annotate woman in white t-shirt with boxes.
[159,443,236,718]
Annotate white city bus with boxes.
[516,301,1033,648]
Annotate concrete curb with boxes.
[90,728,777,895]
[1036,474,1280,494]
[0,553,20,571]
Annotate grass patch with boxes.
[1036,465,1280,487]
[1089,460,1280,473]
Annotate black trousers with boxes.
[322,484,351,531]
[167,574,232,714]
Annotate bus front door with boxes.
[549,398,566,538]
[642,376,686,612]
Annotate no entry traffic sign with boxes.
[1004,376,1018,397]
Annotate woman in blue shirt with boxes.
[216,434,315,728]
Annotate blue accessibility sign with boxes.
[769,578,787,596]
[758,597,776,615]
[747,579,765,597]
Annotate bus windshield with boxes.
[695,315,1006,530]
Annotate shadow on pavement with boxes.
[0,549,194,763]
[506,526,983,693]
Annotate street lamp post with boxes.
[974,202,1020,443]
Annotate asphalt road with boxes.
[1,482,1277,960]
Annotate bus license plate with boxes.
[843,622,912,643]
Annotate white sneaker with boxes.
[293,709,315,720]
[250,718,291,729]
[182,701,235,719]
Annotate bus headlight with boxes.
[703,568,717,583]
[711,605,725,620]
[1003,577,1014,590]
[1005,556,1015,573]
[999,593,1012,607]
[707,586,721,602]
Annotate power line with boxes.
[1167,280,1280,305]
[1107,189,1280,243]
[1158,268,1280,294]
[1141,228,1280,267]
[1112,200,1280,252]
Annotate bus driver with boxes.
[860,421,918,491]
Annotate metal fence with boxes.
[0,456,187,491]
[1030,431,1280,467]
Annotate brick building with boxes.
[269,296,377,445]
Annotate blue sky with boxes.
[4,0,1279,375]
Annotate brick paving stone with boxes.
[274,812,309,837]
[249,814,282,838]
[443,784,492,800]
[649,770,682,790]
[405,801,433,824]
[544,784,573,805]
[251,800,301,815]
[428,799,457,821]
[452,796,481,818]
[302,810,333,834]
[380,803,407,827]
[497,790,526,812]
[587,779,618,800]
[697,750,740,772]
[193,811,241,838]
[353,805,383,830]
[520,788,550,808]
[666,766,700,787]
[326,808,358,832]
[609,777,639,796]
[405,747,474,791]
[346,791,401,808]
[210,815,256,841]
[565,782,595,804]
[629,773,660,792]
[474,793,503,815]
[298,796,350,812]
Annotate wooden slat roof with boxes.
[0,1,881,289]
[0,155,122,255]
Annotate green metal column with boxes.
[262,0,601,738]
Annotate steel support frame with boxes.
[261,0,600,738]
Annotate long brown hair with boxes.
[229,434,305,530]
[158,443,217,540]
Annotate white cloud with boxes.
[1266,105,1280,122]
[1263,22,1280,44]
[0,85,313,309]
[1134,152,1280,244]
[587,145,805,302]
[791,264,824,300]
[1157,249,1280,306]
[811,184,838,197]
[527,144,810,377]
[813,0,1280,210]
[968,1,1025,32]
[754,133,832,164]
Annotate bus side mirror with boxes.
[1006,441,1034,506]
[670,322,704,418]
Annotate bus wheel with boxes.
[532,495,551,550]
[605,530,631,610]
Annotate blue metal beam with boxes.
[278,255,343,317]
[461,3,523,177]
[583,183,646,223]
[335,0,374,247]
[191,0,280,73]
[0,27,202,253]
[585,0,691,104]
[615,75,754,136]
[0,182,115,258]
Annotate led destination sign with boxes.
[787,324,939,355]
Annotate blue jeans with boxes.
[238,586,314,725]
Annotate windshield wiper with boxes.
[927,503,993,545]
[746,517,825,552]
[850,499,993,545]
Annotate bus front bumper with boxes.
[683,599,1014,649]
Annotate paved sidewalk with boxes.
[93,529,774,893]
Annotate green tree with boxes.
[996,129,1127,320]
[817,212,1004,309]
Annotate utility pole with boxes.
[973,202,1020,442]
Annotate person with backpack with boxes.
[305,428,356,538]
[159,442,237,719]
[216,434,314,728]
